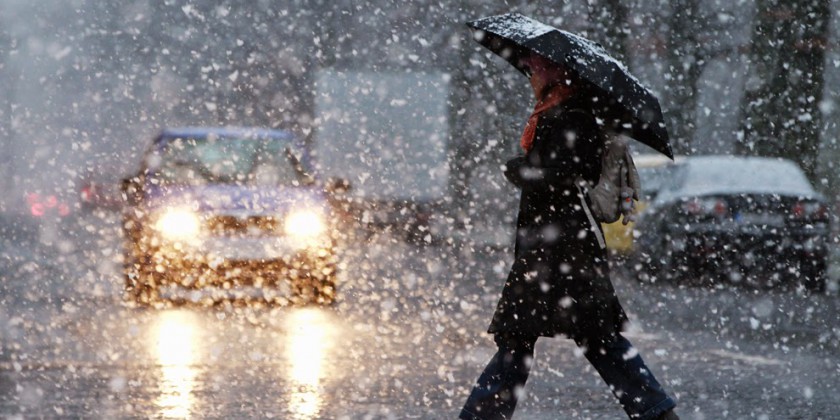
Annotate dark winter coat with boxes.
[488,100,629,340]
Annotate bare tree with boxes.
[586,0,629,63]
[738,0,831,180]
[0,28,13,198]
[650,1,751,156]
[662,0,706,155]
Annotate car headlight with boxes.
[154,208,201,240]
[285,209,326,239]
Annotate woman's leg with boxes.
[460,333,539,420]
[575,333,676,420]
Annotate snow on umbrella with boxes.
[466,12,674,159]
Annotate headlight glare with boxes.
[285,210,326,238]
[154,208,201,240]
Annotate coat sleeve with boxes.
[504,109,603,190]
[503,156,572,190]
[503,156,528,188]
[531,110,604,184]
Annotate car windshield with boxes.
[148,136,313,187]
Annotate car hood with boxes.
[143,185,329,215]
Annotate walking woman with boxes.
[460,14,680,420]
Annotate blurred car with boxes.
[121,127,349,305]
[18,190,79,246]
[24,191,73,219]
[602,154,679,254]
[631,155,830,291]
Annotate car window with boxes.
[148,136,313,187]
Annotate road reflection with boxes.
[150,310,203,419]
[282,308,337,420]
[142,306,339,419]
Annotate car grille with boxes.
[207,215,281,235]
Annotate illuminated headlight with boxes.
[285,209,326,239]
[154,208,201,240]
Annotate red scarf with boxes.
[520,84,576,152]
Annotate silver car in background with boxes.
[632,155,830,291]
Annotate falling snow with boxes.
[0,1,838,419]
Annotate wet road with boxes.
[1,214,839,419]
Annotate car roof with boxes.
[632,153,680,169]
[157,126,298,142]
[655,155,820,201]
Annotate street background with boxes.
[1,0,840,418]
[4,0,840,238]
[0,214,838,418]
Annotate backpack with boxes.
[586,135,641,224]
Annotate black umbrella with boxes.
[466,12,673,159]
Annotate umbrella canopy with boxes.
[467,12,673,159]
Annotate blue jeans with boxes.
[460,333,676,420]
